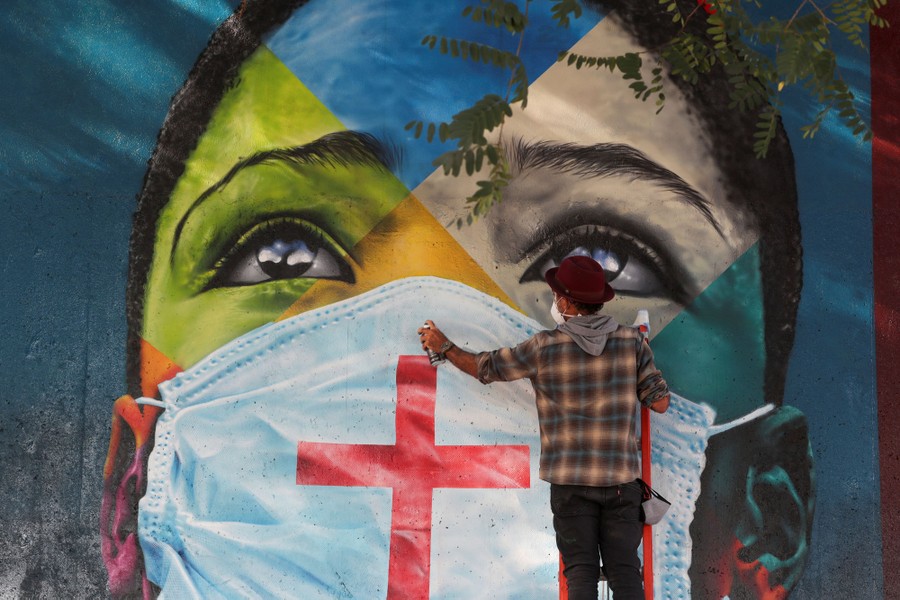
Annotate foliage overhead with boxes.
[404,0,889,226]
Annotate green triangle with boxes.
[651,243,765,423]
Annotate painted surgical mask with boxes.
[646,393,774,598]
[137,277,552,598]
[136,277,771,599]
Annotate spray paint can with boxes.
[422,323,445,366]
[633,309,650,342]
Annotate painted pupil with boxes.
[256,239,316,278]
[565,246,626,281]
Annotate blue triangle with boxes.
[266,0,603,190]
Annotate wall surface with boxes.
[0,0,895,598]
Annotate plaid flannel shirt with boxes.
[476,324,669,487]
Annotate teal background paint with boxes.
[653,245,766,423]
[0,0,237,595]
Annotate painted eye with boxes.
[519,224,685,301]
[208,218,354,288]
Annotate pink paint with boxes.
[100,445,152,599]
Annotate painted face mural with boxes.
[101,0,814,598]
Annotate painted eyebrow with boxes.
[506,138,723,237]
[171,130,402,263]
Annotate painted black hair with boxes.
[582,0,802,405]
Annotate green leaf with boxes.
[752,106,779,158]
[551,0,583,28]
[472,180,493,198]
[486,144,499,165]
[475,146,485,171]
[415,0,877,224]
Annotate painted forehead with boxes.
[264,1,760,225]
[264,0,603,189]
[142,1,771,418]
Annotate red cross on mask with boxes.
[297,355,531,599]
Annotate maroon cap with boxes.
[544,255,615,304]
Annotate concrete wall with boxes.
[0,0,895,597]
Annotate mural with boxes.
[102,0,811,596]
[0,0,892,598]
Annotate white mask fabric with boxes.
[646,393,775,599]
[550,295,581,326]
[136,274,773,599]
[137,277,556,599]
[550,297,566,325]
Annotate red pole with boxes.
[638,313,653,600]
[872,2,900,597]
[641,405,653,599]
[559,556,568,600]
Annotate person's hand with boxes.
[417,320,449,354]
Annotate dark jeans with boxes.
[550,481,644,600]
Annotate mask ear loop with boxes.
[554,295,579,318]
[136,397,168,410]
[708,404,776,437]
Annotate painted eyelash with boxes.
[561,224,663,269]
